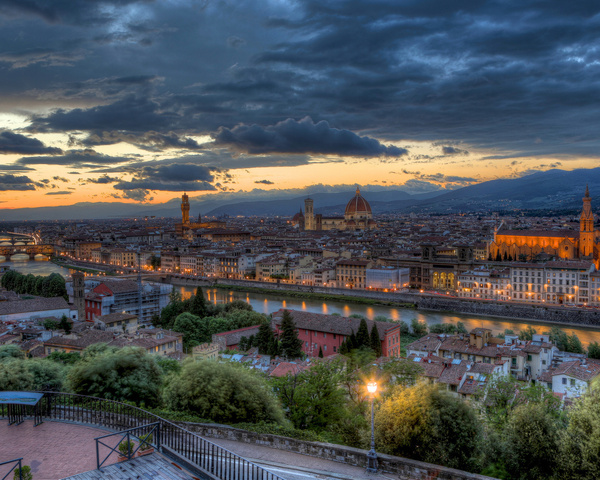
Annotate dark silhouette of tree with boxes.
[356,319,371,348]
[370,324,382,357]
[280,310,303,359]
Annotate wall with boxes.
[177,422,497,480]
[166,276,600,328]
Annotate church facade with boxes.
[294,187,377,231]
[489,187,599,263]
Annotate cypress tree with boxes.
[318,346,324,358]
[349,331,358,350]
[356,319,371,348]
[370,324,382,357]
[239,336,248,351]
[339,340,349,355]
[190,286,208,317]
[280,310,303,359]
[256,323,274,354]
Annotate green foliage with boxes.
[370,324,382,357]
[376,382,482,471]
[42,318,59,330]
[456,321,468,334]
[518,325,537,341]
[273,361,346,431]
[279,310,303,359]
[47,351,81,365]
[559,381,600,480]
[398,321,410,335]
[380,358,424,388]
[118,440,136,456]
[356,319,371,348]
[67,347,162,407]
[502,403,561,480]
[429,323,457,334]
[163,360,285,424]
[172,312,205,351]
[1,270,68,299]
[374,315,392,323]
[233,422,327,442]
[148,254,161,271]
[13,466,32,480]
[156,356,181,375]
[0,359,34,391]
[59,314,72,334]
[548,326,585,353]
[496,328,515,339]
[0,344,25,361]
[410,318,428,337]
[256,323,276,355]
[138,433,153,451]
[26,358,64,391]
[189,287,208,317]
[588,341,600,359]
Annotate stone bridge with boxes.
[0,244,54,259]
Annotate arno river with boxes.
[4,257,600,346]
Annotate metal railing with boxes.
[0,458,22,480]
[95,422,160,469]
[0,392,286,480]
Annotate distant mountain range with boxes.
[1,168,599,221]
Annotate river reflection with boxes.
[180,286,600,347]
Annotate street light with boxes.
[366,381,378,473]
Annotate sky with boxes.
[0,0,599,211]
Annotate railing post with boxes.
[18,459,22,480]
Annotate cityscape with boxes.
[1,1,600,480]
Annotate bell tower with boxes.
[181,192,190,225]
[304,198,314,230]
[580,185,594,258]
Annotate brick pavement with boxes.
[0,420,121,480]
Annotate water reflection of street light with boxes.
[366,381,378,473]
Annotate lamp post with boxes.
[366,381,378,473]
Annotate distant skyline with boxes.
[1,0,599,211]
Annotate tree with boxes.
[456,321,468,334]
[318,346,323,358]
[0,345,25,361]
[567,332,585,354]
[256,323,276,355]
[47,351,81,365]
[273,361,345,430]
[560,381,600,479]
[59,314,72,334]
[164,360,285,424]
[26,358,64,391]
[588,341,600,359]
[0,360,34,391]
[42,318,59,330]
[519,325,537,341]
[429,323,457,334]
[172,312,206,352]
[148,254,161,271]
[67,347,162,407]
[502,403,561,480]
[411,318,428,337]
[375,382,482,471]
[189,287,208,318]
[356,318,371,348]
[370,324,382,357]
[279,310,303,359]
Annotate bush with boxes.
[163,360,285,425]
[13,466,32,480]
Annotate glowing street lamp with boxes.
[366,381,378,473]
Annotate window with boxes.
[542,360,546,365]
[323,332,327,338]
[333,346,337,353]
[562,378,567,385]
[333,334,336,339]
[527,355,532,361]
[570,378,576,386]
[305,342,308,347]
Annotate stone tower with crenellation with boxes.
[181,192,190,225]
[580,184,594,258]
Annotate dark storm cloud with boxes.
[442,146,469,156]
[255,179,274,184]
[212,117,407,157]
[0,131,62,155]
[85,174,120,184]
[0,174,36,191]
[45,191,72,195]
[0,165,34,171]
[16,149,131,166]
[2,0,600,164]
[81,131,201,151]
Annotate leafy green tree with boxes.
[47,351,81,365]
[588,341,600,359]
[42,318,59,330]
[398,321,410,336]
[273,361,345,430]
[157,290,186,329]
[0,345,25,361]
[411,318,428,337]
[156,357,181,375]
[567,332,585,354]
[26,358,64,391]
[67,347,162,407]
[456,321,468,334]
[356,318,371,348]
[279,310,303,359]
[381,358,424,388]
[370,324,382,357]
[560,381,600,479]
[375,382,482,471]
[172,312,206,351]
[0,360,34,391]
[224,300,253,312]
[519,325,537,341]
[148,254,161,271]
[429,323,457,334]
[503,403,561,480]
[164,360,285,424]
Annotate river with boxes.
[3,258,600,346]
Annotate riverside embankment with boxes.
[170,276,600,331]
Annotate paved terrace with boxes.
[0,419,393,480]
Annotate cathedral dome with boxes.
[345,187,372,216]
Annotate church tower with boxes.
[72,271,85,321]
[304,198,315,230]
[181,192,190,225]
[580,185,594,258]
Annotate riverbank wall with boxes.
[169,276,600,328]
